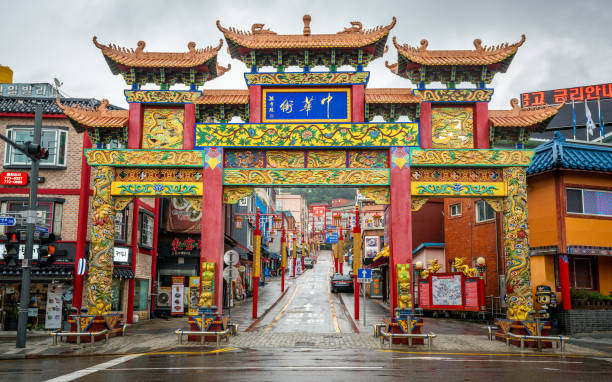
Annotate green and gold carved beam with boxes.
[411,181,507,196]
[223,168,390,186]
[111,182,203,196]
[85,150,204,168]
[410,149,534,167]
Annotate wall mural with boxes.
[86,150,203,167]
[142,108,184,149]
[431,106,473,149]
[306,150,346,168]
[266,150,306,168]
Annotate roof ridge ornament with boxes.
[251,23,277,35]
[339,21,363,34]
[303,14,311,36]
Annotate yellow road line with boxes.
[135,348,239,356]
[328,268,341,333]
[378,349,587,358]
[264,285,299,332]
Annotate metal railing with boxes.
[487,326,569,352]
[175,327,233,347]
[50,329,109,347]
[379,330,436,349]
[486,296,505,319]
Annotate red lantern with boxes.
[235,216,243,229]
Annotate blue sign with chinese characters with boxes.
[263,88,351,123]
[325,232,339,244]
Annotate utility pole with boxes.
[0,104,45,348]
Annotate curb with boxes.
[337,293,360,334]
[245,284,292,332]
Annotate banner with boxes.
[45,284,63,329]
[364,236,380,259]
[171,276,185,316]
[187,277,200,316]
[166,197,201,234]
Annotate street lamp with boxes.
[475,256,487,278]
[373,213,382,227]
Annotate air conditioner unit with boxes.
[157,287,171,308]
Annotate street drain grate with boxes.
[295,341,316,347]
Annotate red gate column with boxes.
[389,147,413,316]
[201,148,224,315]
[73,133,92,311]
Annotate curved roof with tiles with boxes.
[217,15,396,51]
[194,89,249,105]
[489,98,563,129]
[364,88,421,104]
[56,98,128,132]
[393,35,525,67]
[92,36,224,73]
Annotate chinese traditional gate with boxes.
[59,15,562,337]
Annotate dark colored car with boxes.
[330,273,354,293]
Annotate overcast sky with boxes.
[2,0,610,109]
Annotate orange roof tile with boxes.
[489,98,563,128]
[92,37,223,71]
[217,15,396,50]
[56,98,128,132]
[365,88,421,104]
[194,89,249,105]
[393,35,525,66]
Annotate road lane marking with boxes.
[106,366,384,371]
[379,349,587,358]
[328,268,341,333]
[394,357,582,363]
[45,354,141,382]
[264,284,299,332]
[144,348,239,355]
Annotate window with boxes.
[570,257,596,290]
[475,200,495,223]
[133,279,149,311]
[4,127,67,167]
[450,203,462,217]
[110,279,124,311]
[566,188,612,216]
[0,199,63,237]
[114,208,129,243]
[138,211,154,249]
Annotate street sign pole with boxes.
[16,104,41,348]
[362,283,366,327]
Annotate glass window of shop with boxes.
[133,279,149,311]
[111,279,123,311]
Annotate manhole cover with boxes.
[295,341,316,347]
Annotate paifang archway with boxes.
[58,15,562,332]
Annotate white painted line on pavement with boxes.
[394,357,582,363]
[265,284,299,332]
[106,366,384,371]
[45,354,142,382]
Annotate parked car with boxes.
[330,273,354,293]
[303,257,313,269]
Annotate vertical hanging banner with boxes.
[187,277,200,316]
[171,276,185,316]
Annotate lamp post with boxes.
[338,228,344,275]
[414,261,424,307]
[292,233,297,278]
[333,213,341,273]
[280,212,286,292]
[475,257,487,312]
[353,205,361,320]
[252,208,261,319]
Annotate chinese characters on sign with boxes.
[521,83,612,106]
[263,89,351,122]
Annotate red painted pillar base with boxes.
[354,277,360,320]
[335,258,338,274]
[559,255,572,310]
[252,276,259,319]
[292,258,296,278]
[339,263,343,275]
[281,268,285,292]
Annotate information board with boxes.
[464,278,479,309]
[432,275,462,307]
[418,279,430,308]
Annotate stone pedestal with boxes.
[187,307,229,343]
[66,313,124,343]
[384,309,425,345]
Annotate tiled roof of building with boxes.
[194,89,249,105]
[365,88,421,104]
[393,35,525,66]
[527,132,612,174]
[217,15,396,50]
[489,98,563,128]
[56,98,128,132]
[92,36,224,72]
[0,96,120,115]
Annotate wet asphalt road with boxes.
[3,347,612,381]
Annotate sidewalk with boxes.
[0,276,291,359]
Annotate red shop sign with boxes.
[0,171,28,186]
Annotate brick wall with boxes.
[556,309,612,334]
[444,198,502,297]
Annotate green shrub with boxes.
[571,288,612,303]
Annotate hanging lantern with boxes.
[273,216,282,229]
[332,213,341,226]
[270,228,276,236]
[235,216,243,229]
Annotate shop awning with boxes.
[368,246,389,268]
[0,265,73,279]
[112,267,135,279]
